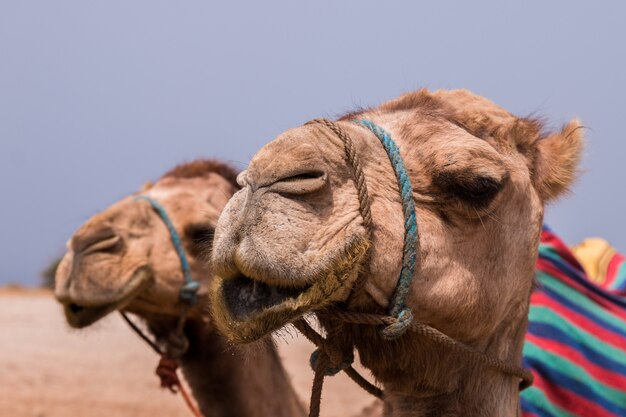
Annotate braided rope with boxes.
[327,309,534,389]
[136,195,200,305]
[343,366,384,398]
[293,319,381,395]
[294,118,532,416]
[305,119,398,337]
[356,120,418,337]
[294,319,383,417]
[305,119,373,231]
[309,351,328,417]
[293,319,344,366]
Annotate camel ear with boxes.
[140,181,154,192]
[534,119,584,201]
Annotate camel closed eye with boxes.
[452,176,502,203]
[435,171,506,208]
[184,224,216,258]
[268,171,328,195]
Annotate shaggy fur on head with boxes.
[210,88,585,416]
[341,89,583,203]
[162,159,240,189]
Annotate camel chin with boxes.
[210,237,370,343]
[61,268,153,329]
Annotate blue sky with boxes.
[1,1,624,285]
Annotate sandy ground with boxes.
[0,288,381,417]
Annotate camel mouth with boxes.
[210,237,370,344]
[61,268,152,329]
[221,273,311,321]
[63,301,118,328]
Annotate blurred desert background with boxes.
[1,2,624,417]
[0,287,379,417]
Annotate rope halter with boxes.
[118,195,203,417]
[306,118,418,338]
[300,118,533,417]
[356,119,419,338]
[135,195,200,307]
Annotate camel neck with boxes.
[175,320,306,417]
[381,372,520,417]
[340,315,527,417]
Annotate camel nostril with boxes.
[268,171,328,195]
[81,235,123,256]
[236,170,249,188]
[68,303,84,314]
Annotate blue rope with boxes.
[135,195,200,306]
[356,120,418,339]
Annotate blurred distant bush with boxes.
[42,258,61,289]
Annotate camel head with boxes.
[210,89,584,347]
[55,160,238,328]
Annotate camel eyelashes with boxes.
[184,224,215,245]
[280,171,326,182]
[456,176,502,200]
[184,224,215,258]
[435,172,504,207]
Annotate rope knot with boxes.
[166,332,190,359]
[309,349,354,376]
[381,308,413,340]
[156,356,181,393]
[179,280,200,305]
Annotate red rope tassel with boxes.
[156,355,204,417]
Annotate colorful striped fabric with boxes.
[520,227,626,417]
[573,238,626,298]
[604,250,626,298]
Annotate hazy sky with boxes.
[1,1,624,285]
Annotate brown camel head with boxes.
[55,160,238,328]
[210,89,584,344]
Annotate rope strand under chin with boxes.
[120,312,204,417]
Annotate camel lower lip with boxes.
[61,268,152,328]
[64,301,119,328]
[211,237,370,343]
[222,274,310,320]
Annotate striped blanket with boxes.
[573,238,626,297]
[521,228,626,417]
